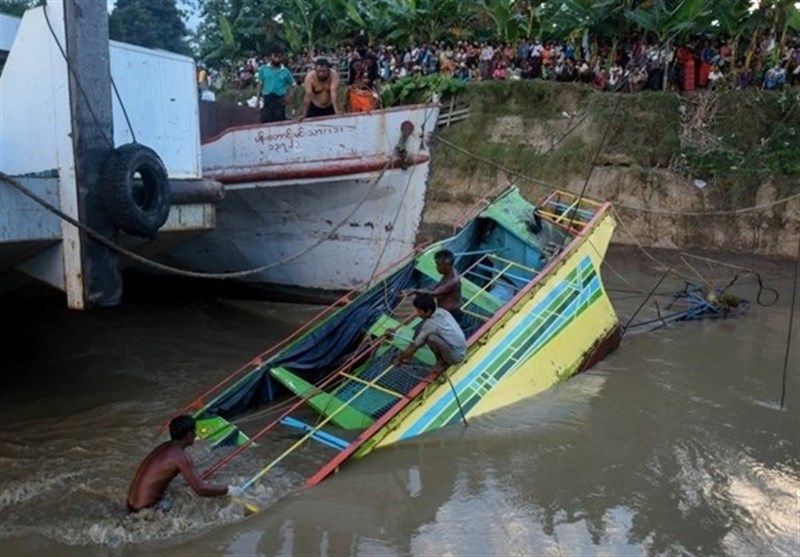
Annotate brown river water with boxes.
[1,247,798,556]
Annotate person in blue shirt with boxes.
[256,47,296,123]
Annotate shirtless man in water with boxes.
[405,249,463,322]
[300,57,340,119]
[127,415,242,512]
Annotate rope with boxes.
[616,193,800,216]
[46,2,138,144]
[613,207,785,310]
[0,160,391,280]
[36,2,398,281]
[564,84,624,233]
[365,103,434,286]
[611,207,696,283]
[436,136,553,189]
[43,3,115,149]
[110,76,138,144]
[779,236,800,410]
[621,267,671,335]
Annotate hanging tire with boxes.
[101,144,171,237]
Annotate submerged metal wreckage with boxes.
[626,282,751,333]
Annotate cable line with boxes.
[1,161,391,280]
[779,236,799,410]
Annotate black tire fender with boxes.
[101,144,171,237]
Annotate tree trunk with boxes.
[744,26,759,69]
[730,31,741,65]
[582,28,589,59]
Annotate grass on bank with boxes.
[432,80,680,195]
[431,81,799,216]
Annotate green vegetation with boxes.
[587,91,681,167]
[683,91,800,209]
[188,0,800,70]
[0,0,35,17]
[432,80,679,185]
[4,0,798,69]
[381,75,466,107]
[430,82,799,210]
[108,0,190,56]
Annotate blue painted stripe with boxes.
[435,276,601,428]
[400,256,602,439]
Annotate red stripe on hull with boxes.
[205,154,429,185]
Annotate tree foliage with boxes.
[191,0,800,68]
[109,0,190,56]
[194,0,283,65]
[0,0,36,17]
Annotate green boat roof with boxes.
[478,186,538,242]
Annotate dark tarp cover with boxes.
[203,262,415,419]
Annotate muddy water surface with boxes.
[1,249,798,556]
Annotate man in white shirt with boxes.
[393,294,467,381]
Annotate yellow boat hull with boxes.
[362,212,619,451]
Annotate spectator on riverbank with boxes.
[347,33,380,112]
[256,47,295,123]
[708,64,725,88]
[301,57,340,119]
[763,62,787,90]
[198,30,799,107]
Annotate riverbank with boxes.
[422,81,800,258]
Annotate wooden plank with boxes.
[270,366,375,430]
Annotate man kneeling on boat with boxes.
[126,415,243,512]
[392,294,467,382]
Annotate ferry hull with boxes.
[160,164,429,290]
[160,105,438,291]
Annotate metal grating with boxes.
[329,348,431,420]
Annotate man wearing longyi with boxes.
[126,415,242,512]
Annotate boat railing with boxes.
[538,190,604,230]
[205,335,436,488]
[237,358,415,493]
[199,327,388,475]
[173,246,430,425]
[461,252,535,296]
[201,306,425,480]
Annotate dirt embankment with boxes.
[421,81,800,258]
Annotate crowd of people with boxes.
[212,34,380,122]
[196,34,800,121]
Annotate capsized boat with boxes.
[185,186,621,490]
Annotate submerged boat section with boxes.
[181,186,621,493]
